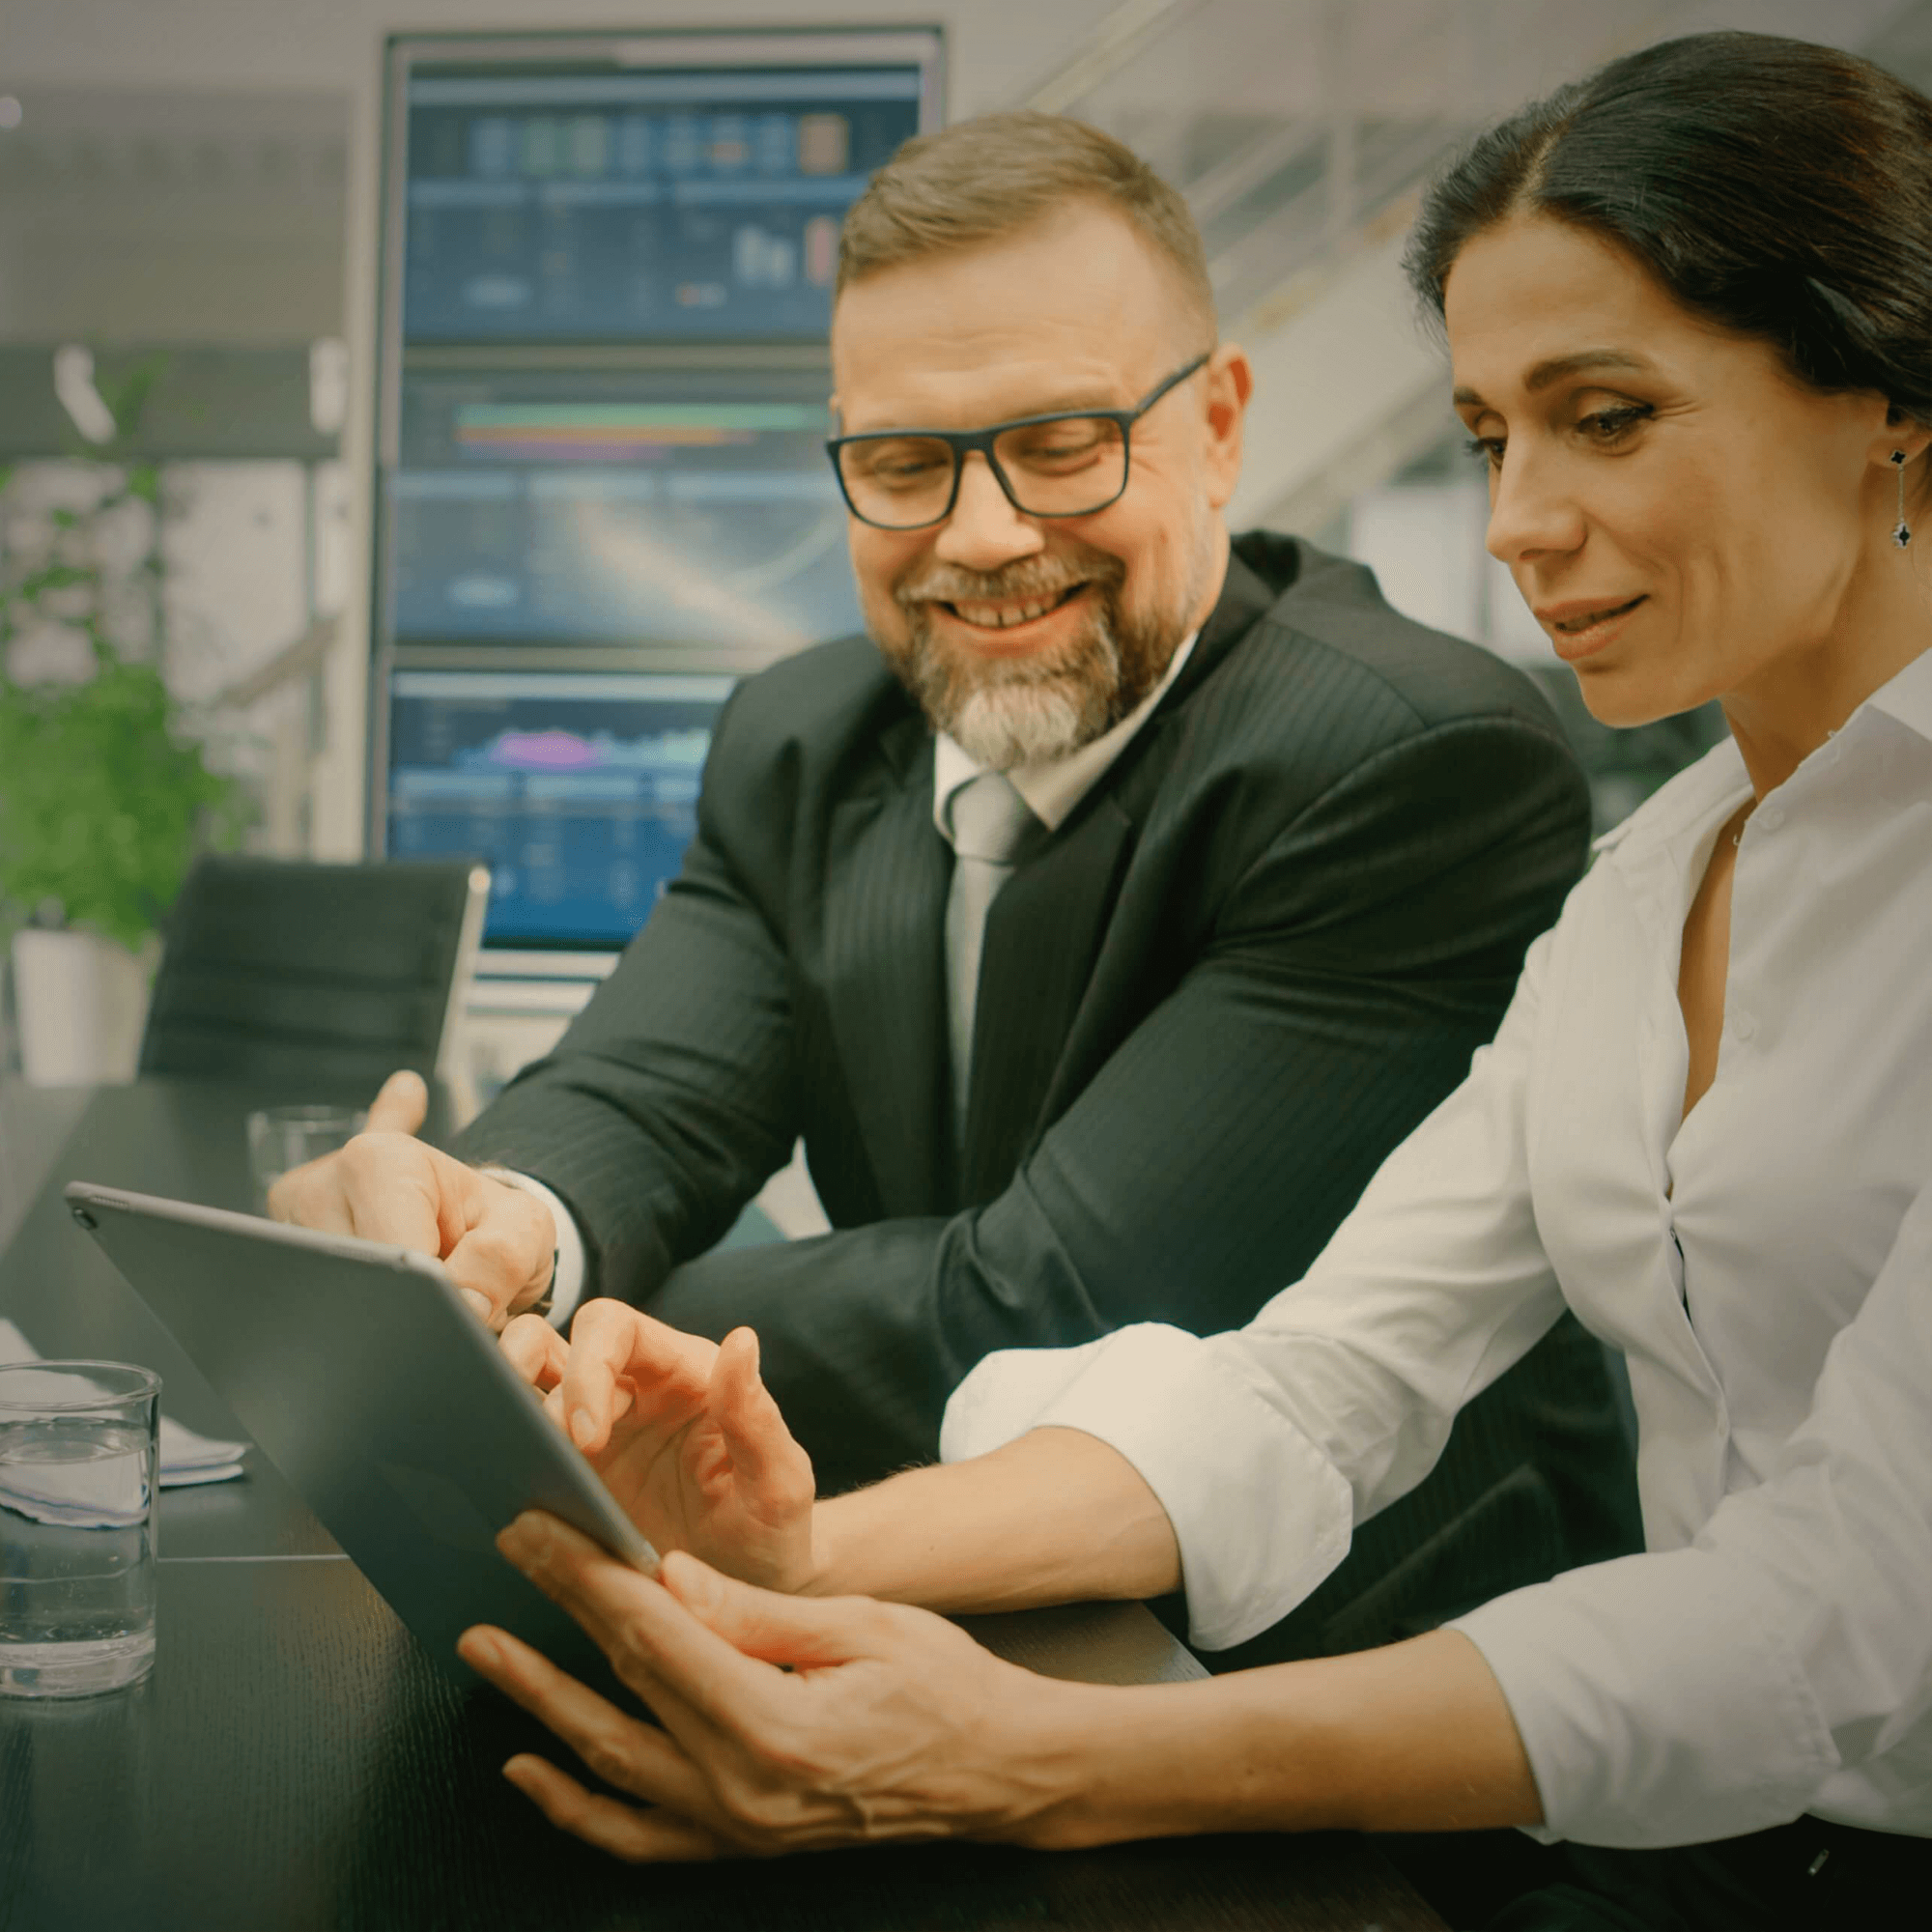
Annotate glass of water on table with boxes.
[0,1360,161,1697]
[247,1104,367,1211]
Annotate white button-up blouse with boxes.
[941,647,1932,1851]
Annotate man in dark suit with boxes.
[284,111,1637,1658]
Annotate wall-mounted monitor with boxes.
[400,63,929,345]
[384,668,734,952]
[387,363,856,653]
[368,27,944,962]
[378,27,943,361]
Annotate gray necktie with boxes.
[943,771,1040,1137]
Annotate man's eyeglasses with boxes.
[826,352,1212,532]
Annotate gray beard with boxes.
[905,608,1125,768]
[948,675,1114,770]
[882,557,1183,769]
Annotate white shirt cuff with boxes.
[481,1168,586,1327]
[1449,1548,1837,1848]
[941,1322,1355,1650]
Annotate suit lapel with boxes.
[823,539,1292,1212]
[821,733,955,1214]
[1157,542,1279,708]
[953,545,1288,1202]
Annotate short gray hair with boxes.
[837,110,1216,336]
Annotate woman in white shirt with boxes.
[467,28,1931,1928]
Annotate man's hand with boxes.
[267,1068,555,1330]
[458,1513,1087,1861]
[499,1302,815,1594]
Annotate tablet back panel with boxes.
[65,1180,656,1697]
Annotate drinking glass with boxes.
[246,1104,367,1208]
[0,1360,161,1697]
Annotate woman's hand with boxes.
[459,1513,1089,1861]
[500,1301,815,1594]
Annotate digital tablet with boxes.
[65,1179,660,1700]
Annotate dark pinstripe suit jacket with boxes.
[458,532,1640,1659]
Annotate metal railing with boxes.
[1021,0,1922,334]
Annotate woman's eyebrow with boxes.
[1452,349,1653,408]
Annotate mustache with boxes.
[895,550,1125,610]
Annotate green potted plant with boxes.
[0,355,250,1083]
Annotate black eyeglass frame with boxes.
[825,351,1214,531]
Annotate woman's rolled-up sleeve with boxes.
[1452,1173,1932,1848]
[943,925,1571,1650]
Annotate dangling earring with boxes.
[1891,449,1912,549]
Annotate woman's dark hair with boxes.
[1406,30,1932,423]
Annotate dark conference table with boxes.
[0,1077,1446,1932]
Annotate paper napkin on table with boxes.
[0,1318,247,1487]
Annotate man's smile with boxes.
[941,582,1089,629]
[924,582,1095,652]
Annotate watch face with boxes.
[529,1256,558,1319]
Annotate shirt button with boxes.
[1756,806,1784,833]
[1730,1009,1757,1042]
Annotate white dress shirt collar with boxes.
[1597,642,1932,862]
[1868,638,1932,740]
[931,631,1198,838]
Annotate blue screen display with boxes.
[386,366,860,650]
[403,69,923,342]
[385,668,733,949]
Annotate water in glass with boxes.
[0,1389,158,1696]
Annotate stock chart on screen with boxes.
[385,669,733,949]
[386,365,859,650]
[402,67,923,343]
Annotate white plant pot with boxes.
[10,928,154,1086]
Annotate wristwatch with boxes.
[475,1163,560,1322]
[523,1244,559,1322]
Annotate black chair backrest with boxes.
[138,857,487,1089]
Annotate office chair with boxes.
[137,856,490,1092]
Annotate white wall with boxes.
[1343,469,1555,666]
[0,86,347,346]
[1347,476,1486,646]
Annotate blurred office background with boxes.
[5,0,1932,1105]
